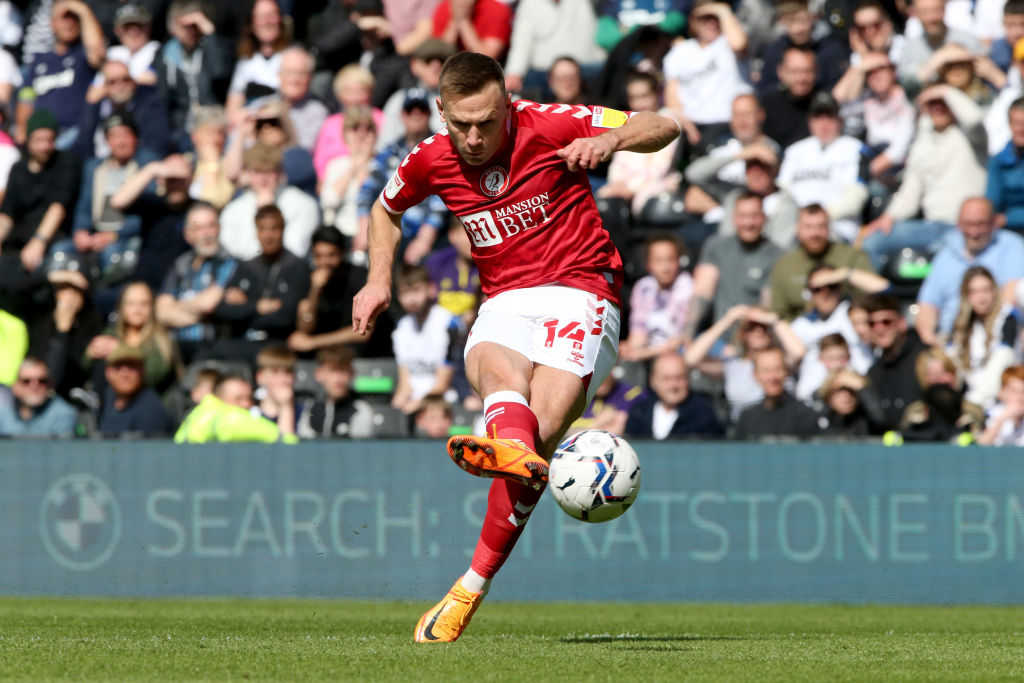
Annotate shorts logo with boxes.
[39,473,122,571]
[460,210,503,247]
[384,171,405,200]
[479,166,510,197]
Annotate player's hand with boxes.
[352,281,390,336]
[556,134,617,172]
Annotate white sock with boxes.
[461,568,491,594]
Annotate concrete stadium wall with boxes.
[3,440,1024,604]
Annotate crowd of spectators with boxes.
[3,0,1024,446]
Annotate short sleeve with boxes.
[516,100,636,148]
[378,146,434,215]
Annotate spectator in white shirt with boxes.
[776,92,868,243]
[664,0,750,148]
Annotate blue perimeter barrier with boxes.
[3,440,1024,604]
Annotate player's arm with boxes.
[556,111,681,172]
[352,199,403,336]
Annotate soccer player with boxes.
[351,52,679,643]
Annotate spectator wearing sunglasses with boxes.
[791,265,877,401]
[864,294,928,430]
[0,357,78,436]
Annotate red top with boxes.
[431,0,513,50]
[379,100,629,306]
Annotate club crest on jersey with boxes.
[480,165,510,197]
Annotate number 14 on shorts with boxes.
[543,316,604,367]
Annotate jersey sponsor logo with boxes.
[459,193,553,247]
[591,106,628,129]
[479,165,510,197]
[383,170,405,200]
[460,210,504,247]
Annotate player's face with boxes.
[440,82,511,166]
[646,240,681,289]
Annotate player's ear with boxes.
[436,96,445,122]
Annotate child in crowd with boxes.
[252,345,298,438]
[391,265,460,415]
[297,345,373,439]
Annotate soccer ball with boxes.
[548,430,641,523]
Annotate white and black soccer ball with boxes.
[548,429,641,523]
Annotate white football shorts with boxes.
[464,285,621,405]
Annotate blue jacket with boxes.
[986,142,1024,230]
[0,388,77,437]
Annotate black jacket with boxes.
[867,328,927,431]
[625,393,725,439]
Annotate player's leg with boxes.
[416,304,543,643]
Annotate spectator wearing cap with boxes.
[219,144,320,261]
[898,0,983,91]
[276,46,328,153]
[211,204,310,362]
[759,45,821,149]
[0,357,78,437]
[0,109,81,296]
[225,0,293,128]
[16,1,106,148]
[155,202,238,364]
[355,91,447,263]
[984,38,1024,157]
[97,343,173,435]
[758,0,849,95]
[379,38,451,144]
[860,84,987,271]
[156,0,236,140]
[312,65,387,180]
[288,225,392,357]
[431,0,512,60]
[502,0,606,96]
[102,4,160,88]
[58,113,160,301]
[776,91,868,244]
[987,97,1024,234]
[77,58,171,159]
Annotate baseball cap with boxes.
[414,38,455,62]
[107,344,145,366]
[808,91,840,117]
[114,3,152,26]
[402,88,431,112]
[102,112,138,135]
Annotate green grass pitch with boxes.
[2,598,1024,681]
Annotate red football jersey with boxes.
[379,100,628,306]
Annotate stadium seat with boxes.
[614,361,647,389]
[293,360,320,399]
[450,406,482,436]
[368,404,410,438]
[881,247,933,302]
[352,358,397,397]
